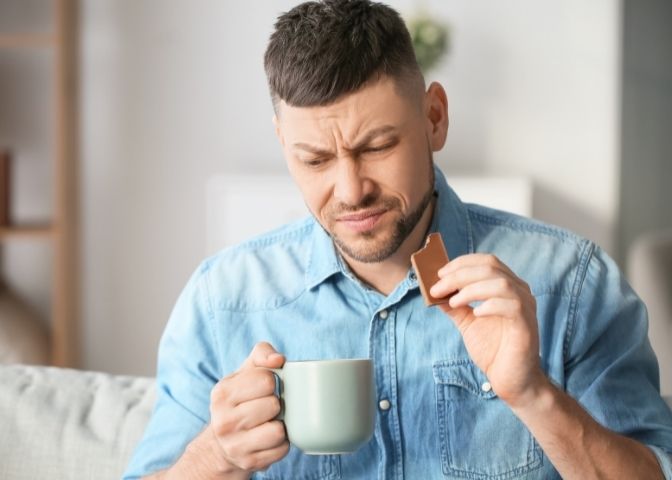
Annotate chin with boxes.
[335,232,401,263]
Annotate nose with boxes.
[333,157,373,207]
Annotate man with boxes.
[124,1,672,478]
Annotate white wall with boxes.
[619,0,672,261]
[78,0,622,375]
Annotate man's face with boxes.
[275,77,441,263]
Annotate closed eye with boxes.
[304,158,328,167]
[362,142,395,154]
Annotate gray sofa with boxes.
[1,364,671,480]
[0,364,154,480]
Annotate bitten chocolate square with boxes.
[411,232,453,306]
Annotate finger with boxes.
[242,342,286,370]
[473,297,534,319]
[231,395,282,431]
[213,368,280,407]
[240,441,291,473]
[222,420,288,460]
[438,303,473,324]
[247,420,289,452]
[431,263,506,298]
[438,253,515,277]
[447,278,523,309]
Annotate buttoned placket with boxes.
[369,301,405,480]
[339,255,413,480]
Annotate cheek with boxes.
[380,143,431,207]
[287,163,333,219]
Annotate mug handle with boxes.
[270,368,285,421]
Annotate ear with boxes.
[272,114,285,147]
[424,82,449,151]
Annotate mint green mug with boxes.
[271,358,376,455]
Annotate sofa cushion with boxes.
[0,365,670,480]
[0,364,155,480]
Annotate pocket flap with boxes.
[432,359,497,399]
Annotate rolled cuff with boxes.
[649,445,672,479]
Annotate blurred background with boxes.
[0,1,670,387]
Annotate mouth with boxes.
[336,208,388,233]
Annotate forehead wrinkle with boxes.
[292,121,399,156]
[304,113,360,154]
[282,77,411,153]
[321,117,394,153]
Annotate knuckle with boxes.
[497,277,510,290]
[260,371,277,392]
[224,442,244,462]
[212,413,235,436]
[486,254,498,266]
[210,413,225,434]
[210,381,224,403]
[483,264,497,277]
[270,420,287,441]
[247,343,265,364]
[511,299,523,313]
[254,341,273,356]
[211,421,225,437]
[220,415,240,435]
[211,375,235,405]
[210,390,218,406]
[237,455,257,472]
[269,441,291,463]
[269,394,282,415]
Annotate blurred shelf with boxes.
[0,225,54,241]
[0,0,79,368]
[0,34,55,48]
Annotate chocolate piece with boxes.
[411,232,453,306]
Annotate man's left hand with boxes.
[430,253,547,407]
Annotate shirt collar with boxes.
[304,164,474,290]
[430,166,474,261]
[304,219,342,289]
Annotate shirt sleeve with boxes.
[564,245,672,476]
[650,445,672,479]
[123,261,220,479]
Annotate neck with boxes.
[340,196,436,295]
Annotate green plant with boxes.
[408,15,450,74]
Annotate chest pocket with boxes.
[433,359,543,479]
[254,446,340,480]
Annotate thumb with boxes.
[439,303,473,331]
[242,341,285,369]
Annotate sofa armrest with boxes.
[0,364,155,480]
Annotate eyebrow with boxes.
[292,125,398,155]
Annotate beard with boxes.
[324,164,435,264]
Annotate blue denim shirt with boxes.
[124,167,672,479]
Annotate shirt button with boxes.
[379,399,391,411]
[410,272,417,281]
[379,309,389,320]
[481,382,492,392]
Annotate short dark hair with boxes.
[264,0,424,112]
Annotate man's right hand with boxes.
[142,342,289,480]
[208,342,290,477]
